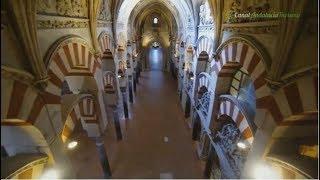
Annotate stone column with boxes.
[120,87,129,119]
[204,145,214,178]
[128,75,133,103]
[133,75,137,93]
[95,138,112,178]
[192,115,201,141]
[198,130,210,160]
[112,108,122,140]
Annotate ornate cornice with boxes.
[1,65,50,90]
[265,65,318,91]
[222,21,280,34]
[37,19,89,29]
[223,25,279,34]
[266,65,318,90]
[1,66,35,85]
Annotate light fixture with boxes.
[67,141,78,149]
[40,169,59,179]
[190,77,194,80]
[253,163,281,179]
[117,75,122,78]
[237,141,247,149]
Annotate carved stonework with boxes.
[37,20,88,29]
[199,1,214,26]
[196,91,211,118]
[215,123,247,178]
[198,1,215,38]
[56,0,88,18]
[37,0,52,13]
[198,129,210,160]
[98,0,111,21]
[187,15,194,31]
[223,25,279,34]
[37,0,88,18]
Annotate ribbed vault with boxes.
[116,0,193,46]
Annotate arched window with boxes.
[153,17,158,24]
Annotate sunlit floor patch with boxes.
[160,172,173,179]
[164,136,169,143]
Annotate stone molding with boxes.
[97,20,112,27]
[1,65,35,85]
[222,20,279,34]
[37,19,89,29]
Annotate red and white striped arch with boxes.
[98,31,114,54]
[196,36,214,59]
[46,36,102,97]
[212,37,318,124]
[78,97,97,120]
[218,98,254,144]
[212,37,272,122]
[103,71,116,94]
[197,72,214,92]
[61,95,100,141]
[25,36,101,125]
[1,79,59,124]
[268,74,318,125]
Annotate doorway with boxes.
[148,42,163,70]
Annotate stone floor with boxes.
[68,70,204,178]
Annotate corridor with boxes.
[149,48,164,71]
[104,70,203,178]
